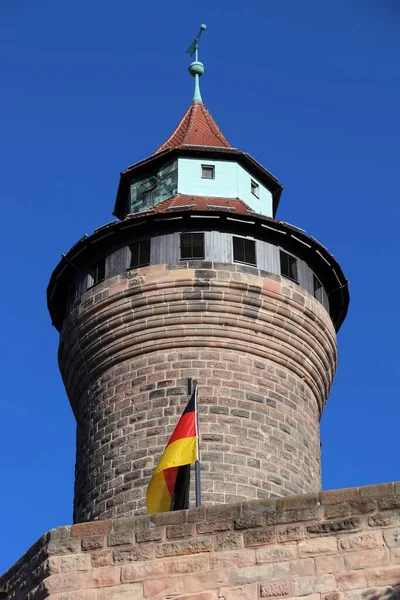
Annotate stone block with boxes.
[96,583,143,600]
[259,580,291,597]
[335,570,367,590]
[84,566,121,588]
[108,532,134,547]
[256,544,297,564]
[121,560,166,583]
[366,566,400,587]
[215,532,243,551]
[166,555,209,575]
[136,526,164,543]
[166,524,195,539]
[91,550,113,568]
[81,536,106,551]
[383,529,400,548]
[244,527,276,547]
[184,570,230,593]
[344,547,389,571]
[369,512,394,528]
[340,530,383,552]
[306,517,362,536]
[298,536,338,556]
[218,583,257,600]
[113,546,154,564]
[143,576,184,597]
[209,548,256,571]
[315,554,344,574]
[42,572,84,594]
[155,537,213,558]
[71,521,112,537]
[60,553,91,572]
[234,515,266,530]
[196,520,232,534]
[277,525,304,542]
[47,538,82,555]
[273,507,321,525]
[292,574,336,595]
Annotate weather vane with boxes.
[186,24,207,103]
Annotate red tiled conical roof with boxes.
[154,102,231,153]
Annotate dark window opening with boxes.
[251,180,259,198]
[180,233,205,260]
[313,275,324,303]
[129,239,151,268]
[233,236,257,266]
[280,250,298,282]
[201,165,215,179]
[87,259,105,289]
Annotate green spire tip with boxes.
[186,24,207,103]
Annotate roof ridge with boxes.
[200,104,230,147]
[181,103,198,145]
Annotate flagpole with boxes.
[193,380,201,508]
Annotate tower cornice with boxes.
[47,208,349,333]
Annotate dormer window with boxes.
[129,240,151,268]
[180,233,205,260]
[87,259,105,289]
[313,275,323,303]
[251,180,259,198]
[201,165,215,179]
[280,250,298,283]
[233,236,257,266]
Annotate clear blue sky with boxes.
[1,0,399,575]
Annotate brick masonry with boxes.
[58,262,337,522]
[2,482,400,599]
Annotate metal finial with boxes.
[186,24,207,103]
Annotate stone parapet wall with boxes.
[58,262,337,521]
[1,483,400,600]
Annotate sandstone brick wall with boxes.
[2,482,400,600]
[58,262,337,522]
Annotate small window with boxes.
[180,233,205,260]
[251,180,259,198]
[87,259,105,289]
[280,250,298,282]
[129,239,151,268]
[201,165,215,179]
[233,236,257,266]
[313,275,324,303]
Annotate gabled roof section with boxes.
[154,102,232,154]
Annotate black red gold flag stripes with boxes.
[146,391,198,514]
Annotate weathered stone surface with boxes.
[259,580,290,597]
[344,547,389,570]
[306,517,362,536]
[96,583,143,600]
[3,483,400,600]
[292,574,336,595]
[298,537,337,556]
[219,583,257,600]
[143,576,184,597]
[244,527,276,547]
[256,545,297,564]
[384,529,400,548]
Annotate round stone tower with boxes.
[47,48,349,523]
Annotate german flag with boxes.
[146,392,198,514]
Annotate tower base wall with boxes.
[2,482,400,600]
[59,263,337,522]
